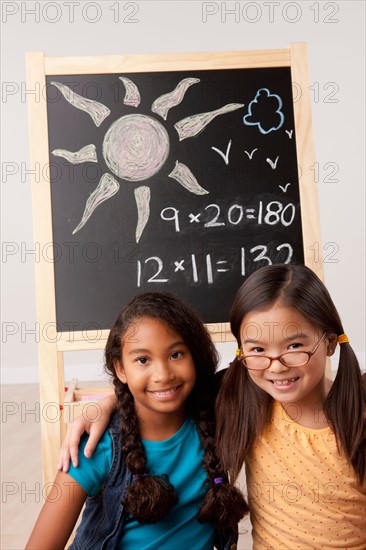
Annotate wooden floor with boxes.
[1,383,253,549]
[1,384,44,550]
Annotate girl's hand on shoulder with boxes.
[58,394,117,472]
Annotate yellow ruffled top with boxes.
[246,402,366,549]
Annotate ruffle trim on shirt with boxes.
[271,401,334,439]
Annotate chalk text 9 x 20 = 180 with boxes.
[160,200,297,233]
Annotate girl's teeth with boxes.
[273,378,297,385]
[154,388,176,395]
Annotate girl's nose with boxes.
[268,358,290,373]
[152,361,175,382]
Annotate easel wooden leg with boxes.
[38,343,63,486]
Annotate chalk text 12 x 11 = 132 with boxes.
[136,244,294,287]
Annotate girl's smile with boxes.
[147,384,183,400]
[268,376,300,389]
[264,370,303,396]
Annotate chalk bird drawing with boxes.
[51,77,244,242]
[211,139,232,165]
[244,148,258,159]
[266,156,279,170]
[279,183,291,193]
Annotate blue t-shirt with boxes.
[68,417,215,550]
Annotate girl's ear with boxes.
[114,359,127,384]
[326,333,338,356]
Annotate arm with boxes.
[58,394,117,472]
[26,471,86,549]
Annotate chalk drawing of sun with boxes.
[51,77,244,242]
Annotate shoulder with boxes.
[67,429,114,497]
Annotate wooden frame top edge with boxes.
[30,48,293,75]
[56,323,234,351]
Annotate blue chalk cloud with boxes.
[243,88,284,134]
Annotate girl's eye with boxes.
[170,351,183,360]
[137,357,149,365]
[288,342,302,350]
[251,347,265,354]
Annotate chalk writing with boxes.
[46,65,304,326]
[160,201,297,232]
[136,243,293,287]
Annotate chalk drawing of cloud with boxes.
[243,88,284,134]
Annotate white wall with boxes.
[1,0,365,384]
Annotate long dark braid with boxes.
[105,292,249,526]
[113,377,177,523]
[194,404,249,528]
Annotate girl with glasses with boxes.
[217,263,365,548]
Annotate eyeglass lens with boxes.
[244,352,310,370]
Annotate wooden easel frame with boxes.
[26,43,322,485]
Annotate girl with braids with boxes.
[27,292,248,550]
[216,264,365,549]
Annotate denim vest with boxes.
[69,413,238,550]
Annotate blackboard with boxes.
[46,66,304,329]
